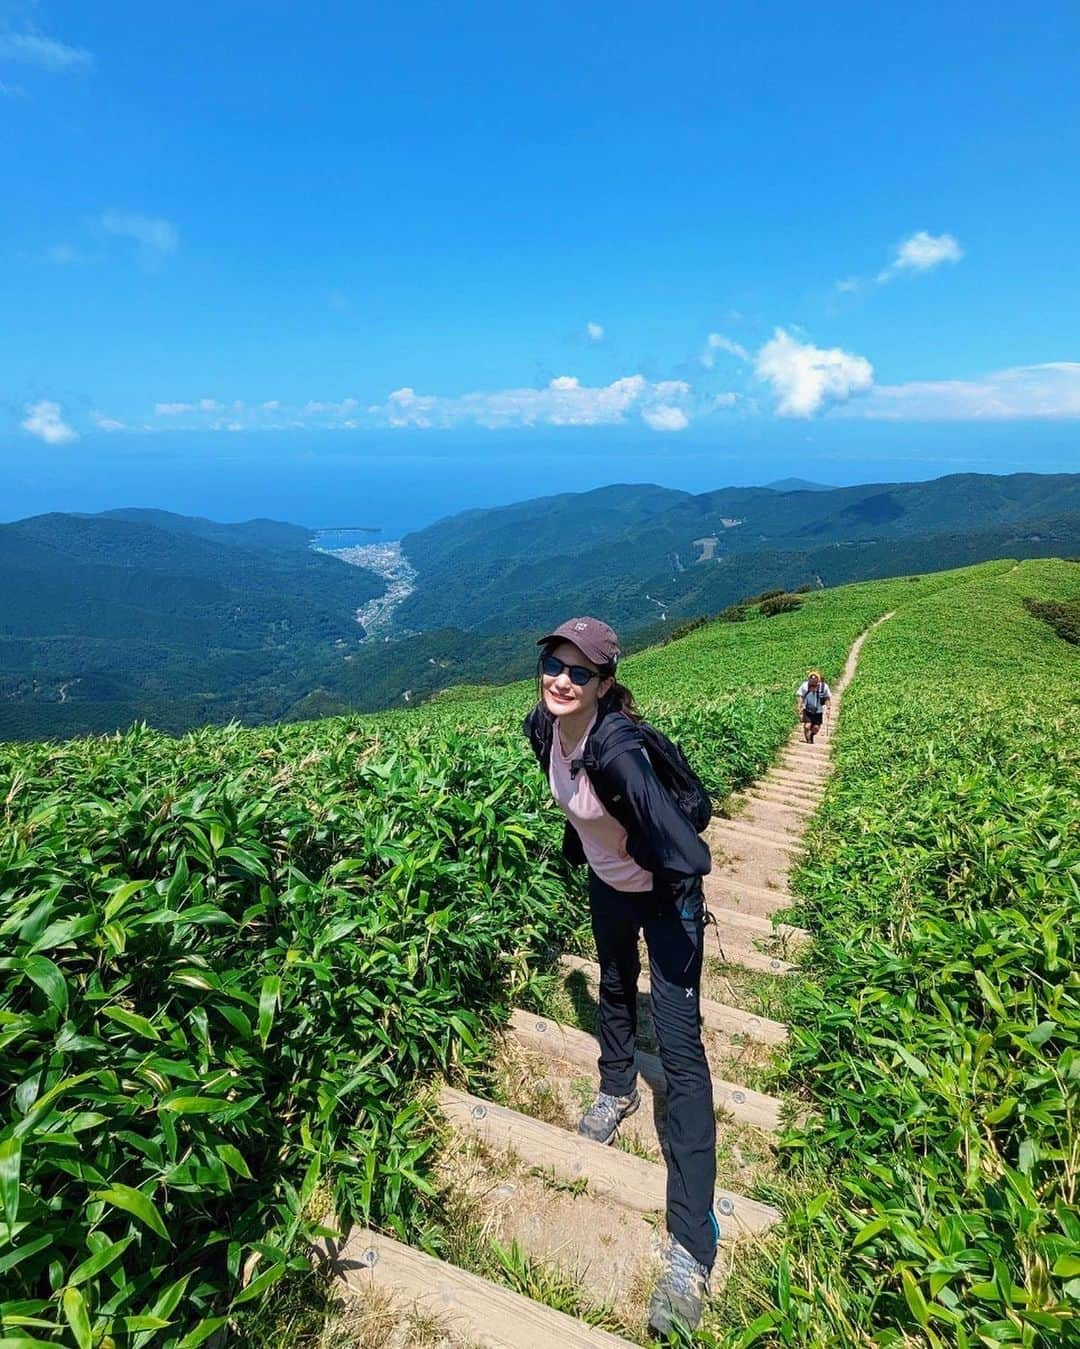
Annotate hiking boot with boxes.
[577,1086,640,1144]
[648,1235,711,1335]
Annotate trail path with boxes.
[324,618,891,1346]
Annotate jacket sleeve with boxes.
[597,746,712,880]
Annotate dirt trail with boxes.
[322,616,892,1346]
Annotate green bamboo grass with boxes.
[744,559,1080,1348]
[0,559,1035,1344]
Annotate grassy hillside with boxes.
[10,559,1076,1345]
[753,559,1080,1347]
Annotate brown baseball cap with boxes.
[537,616,621,670]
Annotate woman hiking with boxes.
[523,616,719,1336]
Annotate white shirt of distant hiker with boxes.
[798,680,831,701]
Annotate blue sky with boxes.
[3,1,1079,528]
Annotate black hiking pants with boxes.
[587,870,718,1270]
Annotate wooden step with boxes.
[724,799,803,827]
[708,819,801,853]
[328,1225,635,1348]
[748,786,818,806]
[439,1087,781,1238]
[768,767,828,785]
[706,940,795,977]
[707,879,799,913]
[558,955,788,1046]
[706,906,809,948]
[777,764,830,780]
[507,1009,783,1131]
[765,765,826,782]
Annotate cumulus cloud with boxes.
[585,321,604,342]
[642,404,689,431]
[755,328,874,418]
[155,398,221,416]
[21,400,78,444]
[852,361,1080,420]
[878,231,963,282]
[371,374,693,431]
[102,211,179,264]
[90,411,125,431]
[0,32,93,71]
[304,398,360,417]
[700,332,749,368]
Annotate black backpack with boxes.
[572,718,712,833]
[635,721,713,833]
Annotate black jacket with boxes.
[523,701,712,893]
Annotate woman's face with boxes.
[541,640,613,720]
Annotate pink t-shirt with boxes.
[548,713,653,893]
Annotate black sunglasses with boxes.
[540,653,602,686]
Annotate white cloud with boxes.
[155,398,221,417]
[834,276,861,295]
[0,32,93,71]
[261,400,281,410]
[700,332,749,368]
[46,243,81,265]
[585,321,604,342]
[91,411,125,431]
[853,361,1080,420]
[304,398,359,416]
[755,328,874,418]
[642,404,689,431]
[878,231,962,283]
[372,374,693,431]
[101,211,179,264]
[21,400,78,444]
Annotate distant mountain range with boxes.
[2,472,1078,741]
[396,471,1080,632]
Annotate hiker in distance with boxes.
[796,670,831,743]
[524,617,718,1336]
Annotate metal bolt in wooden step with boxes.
[328,1225,636,1348]
[507,1009,783,1131]
[439,1087,780,1238]
[706,942,796,976]
[558,954,789,1046]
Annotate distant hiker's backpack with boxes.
[803,683,828,713]
[634,721,713,833]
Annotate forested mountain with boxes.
[3,473,1078,742]
[397,472,1080,631]
[0,510,383,740]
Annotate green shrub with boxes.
[1023,595,1080,644]
[760,593,803,616]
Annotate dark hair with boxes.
[536,642,641,722]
